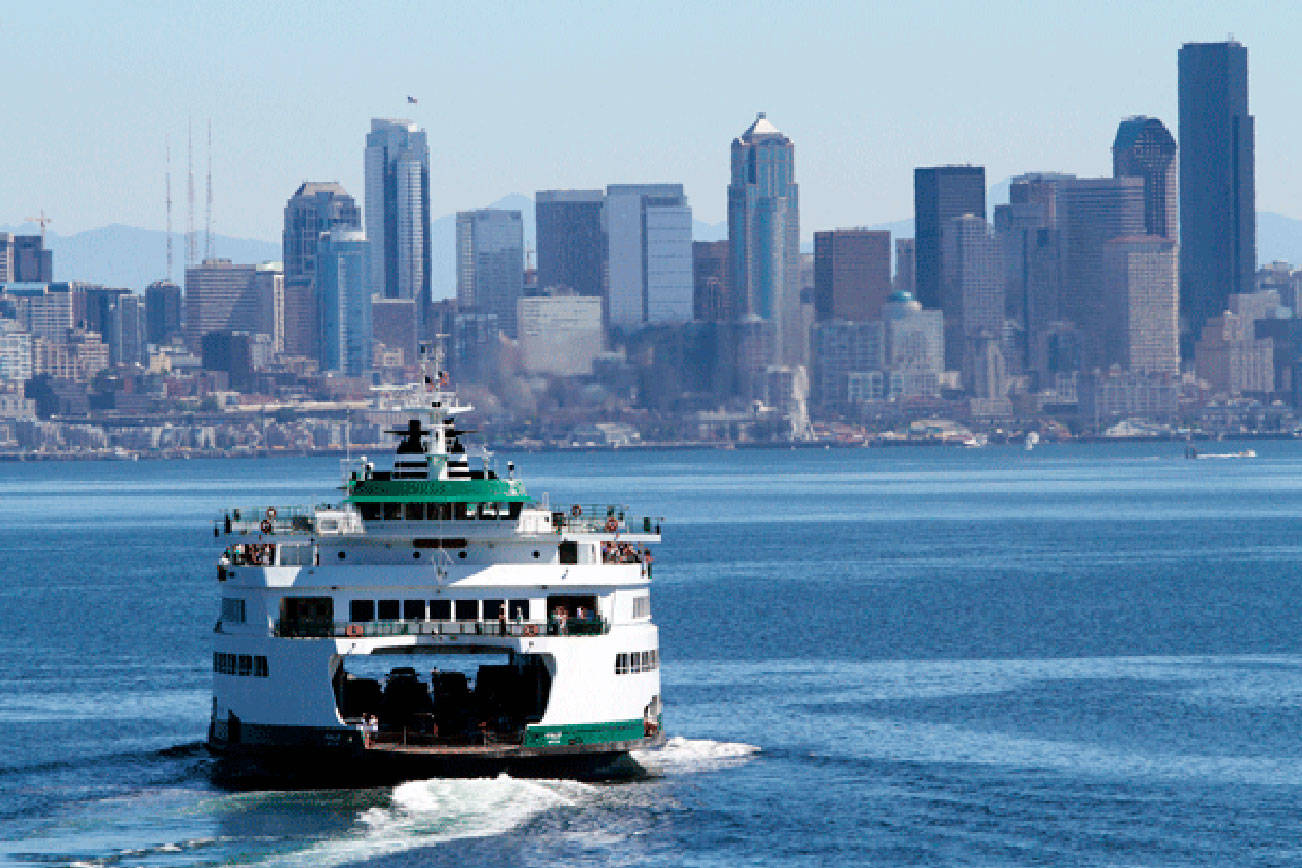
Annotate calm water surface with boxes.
[3,441,1302,866]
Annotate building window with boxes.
[454,599,478,621]
[350,599,375,622]
[221,597,246,624]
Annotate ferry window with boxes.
[632,595,651,619]
[432,503,451,521]
[221,597,246,624]
[383,502,403,521]
[359,502,381,521]
[253,656,268,677]
[630,653,642,674]
[238,654,253,677]
[558,541,578,565]
[454,599,478,621]
[483,599,504,620]
[378,599,400,620]
[615,653,628,675]
[454,502,472,521]
[403,599,424,620]
[430,599,451,621]
[405,502,424,521]
[509,599,530,621]
[508,502,523,519]
[350,600,374,622]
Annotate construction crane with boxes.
[24,210,52,241]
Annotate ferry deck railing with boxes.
[274,617,609,639]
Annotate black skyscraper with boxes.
[536,190,606,297]
[1178,41,1255,356]
[914,166,986,310]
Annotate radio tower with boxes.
[186,119,197,269]
[204,119,213,260]
[165,138,174,282]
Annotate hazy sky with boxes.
[5,0,1301,241]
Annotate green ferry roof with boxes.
[346,477,531,503]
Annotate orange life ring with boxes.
[265,507,277,520]
[523,624,538,637]
[570,504,582,518]
[345,624,363,637]
[260,519,273,534]
[605,517,618,533]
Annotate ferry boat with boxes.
[208,367,664,782]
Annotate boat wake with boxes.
[631,736,761,775]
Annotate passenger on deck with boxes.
[498,609,508,636]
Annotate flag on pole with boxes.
[407,96,418,104]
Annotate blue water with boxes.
[4,442,1302,866]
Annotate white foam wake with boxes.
[631,736,760,775]
[259,775,595,867]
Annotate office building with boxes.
[1102,236,1179,374]
[536,190,606,297]
[4,283,73,342]
[183,259,266,350]
[1179,41,1255,354]
[282,181,362,288]
[693,240,731,322]
[941,214,1004,381]
[1112,116,1178,239]
[145,280,182,345]
[606,184,693,327]
[1195,311,1273,394]
[518,293,604,376]
[809,320,885,410]
[728,113,802,365]
[317,230,371,376]
[365,119,431,312]
[914,165,985,310]
[456,209,524,338]
[200,331,256,391]
[371,297,419,368]
[5,235,53,283]
[813,229,892,322]
[883,290,944,397]
[451,312,499,384]
[104,293,146,367]
[1057,178,1145,368]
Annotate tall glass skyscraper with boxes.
[913,165,986,312]
[605,184,693,327]
[317,229,372,377]
[1112,117,1177,240]
[455,210,524,339]
[728,113,801,365]
[1178,41,1255,357]
[364,119,431,316]
[536,190,606,298]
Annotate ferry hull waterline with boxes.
[208,352,665,785]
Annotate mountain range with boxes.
[8,195,1302,295]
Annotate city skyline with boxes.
[5,2,1302,242]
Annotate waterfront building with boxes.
[536,190,606,297]
[914,165,985,310]
[894,238,915,294]
[456,209,524,339]
[1078,370,1179,426]
[364,119,431,313]
[1194,310,1273,395]
[1056,178,1145,369]
[728,113,802,365]
[605,184,693,327]
[692,240,731,322]
[518,293,604,376]
[813,229,892,322]
[882,290,944,397]
[1179,41,1256,355]
[145,280,182,345]
[1112,117,1178,239]
[184,259,266,351]
[941,213,1004,384]
[317,230,371,376]
[1101,236,1179,374]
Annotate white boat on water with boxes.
[1190,448,1257,460]
[208,360,664,783]
[1024,431,1041,451]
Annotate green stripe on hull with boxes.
[523,720,644,747]
[347,478,530,503]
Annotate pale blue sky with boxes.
[4,0,1300,241]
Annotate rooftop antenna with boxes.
[165,137,173,282]
[186,119,197,269]
[204,118,213,261]
[24,210,52,242]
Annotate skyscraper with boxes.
[184,259,265,350]
[692,241,731,322]
[1057,178,1146,369]
[728,113,801,365]
[456,210,524,338]
[941,214,1004,382]
[605,184,693,327]
[813,229,892,322]
[914,165,986,310]
[145,280,182,345]
[536,190,606,297]
[317,229,371,376]
[894,238,915,294]
[1179,40,1255,356]
[1102,236,1179,375]
[365,119,431,314]
[1112,117,1178,239]
[282,182,362,288]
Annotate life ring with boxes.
[523,624,538,637]
[260,519,273,534]
[265,507,277,520]
[605,517,618,533]
[345,624,363,637]
[570,504,582,518]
